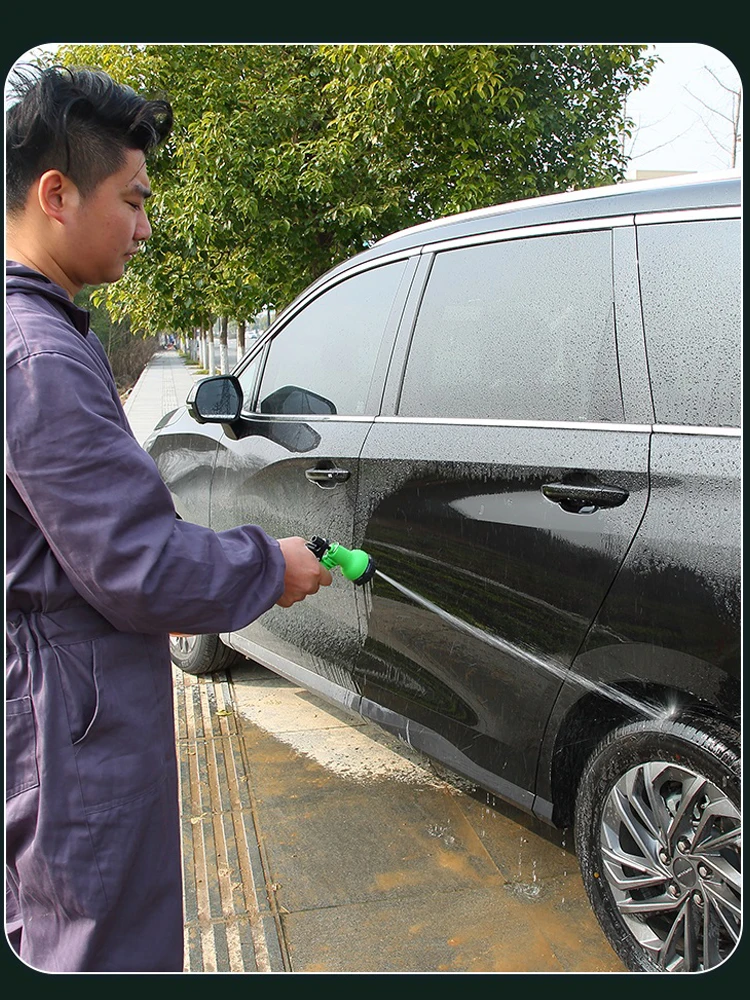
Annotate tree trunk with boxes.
[207,320,215,375]
[200,323,209,369]
[237,320,246,361]
[219,316,229,374]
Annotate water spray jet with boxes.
[372,569,662,721]
[307,539,661,720]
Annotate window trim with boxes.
[635,205,740,226]
[653,424,740,437]
[374,416,740,435]
[417,214,634,255]
[376,416,651,432]
[264,247,420,333]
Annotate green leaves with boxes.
[57,43,656,335]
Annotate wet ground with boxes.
[173,658,627,975]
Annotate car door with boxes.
[549,212,742,716]
[209,255,417,701]
[352,223,651,809]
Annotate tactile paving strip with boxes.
[172,666,287,973]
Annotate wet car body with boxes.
[146,172,741,972]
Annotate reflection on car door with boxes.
[354,228,650,808]
[209,257,416,702]
[147,417,227,527]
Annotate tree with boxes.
[318,45,656,218]
[55,43,656,335]
[686,65,742,169]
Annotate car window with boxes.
[257,260,408,417]
[398,230,623,423]
[637,218,740,428]
[237,354,262,411]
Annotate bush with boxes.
[107,335,158,393]
[75,286,157,394]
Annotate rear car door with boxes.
[353,222,652,808]
[552,210,742,715]
[209,256,417,701]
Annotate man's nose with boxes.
[136,211,152,242]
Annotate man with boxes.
[5,64,331,973]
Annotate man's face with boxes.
[64,148,153,288]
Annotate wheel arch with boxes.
[548,681,739,830]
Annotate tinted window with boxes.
[637,219,740,427]
[257,261,408,416]
[398,231,622,422]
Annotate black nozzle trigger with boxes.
[306,535,330,561]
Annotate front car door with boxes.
[209,256,417,703]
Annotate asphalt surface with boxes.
[126,350,627,975]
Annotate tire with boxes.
[169,632,246,676]
[574,716,741,973]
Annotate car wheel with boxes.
[574,716,740,972]
[169,632,246,676]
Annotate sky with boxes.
[6,41,744,181]
[623,42,742,177]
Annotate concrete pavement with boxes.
[123,349,627,974]
[123,348,202,445]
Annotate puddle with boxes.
[505,882,543,902]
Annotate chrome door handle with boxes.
[305,467,351,488]
[542,482,629,513]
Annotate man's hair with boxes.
[5,64,173,212]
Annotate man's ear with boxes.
[36,169,79,223]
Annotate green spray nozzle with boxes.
[307,536,376,586]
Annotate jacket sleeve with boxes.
[6,349,287,634]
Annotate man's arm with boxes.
[6,350,328,633]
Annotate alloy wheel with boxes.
[170,634,198,656]
[599,759,741,971]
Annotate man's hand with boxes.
[275,536,333,608]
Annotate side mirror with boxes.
[189,375,243,424]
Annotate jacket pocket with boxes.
[54,638,99,745]
[64,632,173,812]
[5,697,39,798]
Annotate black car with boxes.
[145,172,741,973]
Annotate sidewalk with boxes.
[123,348,202,446]
[123,350,285,972]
